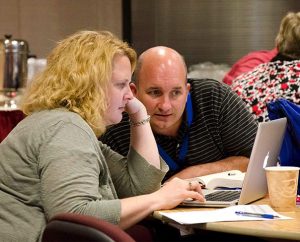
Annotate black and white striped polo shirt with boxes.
[100,79,258,179]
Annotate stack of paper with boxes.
[158,205,292,224]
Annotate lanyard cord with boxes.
[157,93,193,171]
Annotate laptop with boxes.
[181,117,287,207]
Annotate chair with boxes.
[0,109,25,142]
[41,213,136,242]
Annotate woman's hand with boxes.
[151,177,205,210]
[119,177,205,229]
[125,97,146,115]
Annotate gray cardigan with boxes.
[0,109,168,242]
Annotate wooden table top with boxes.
[153,197,300,241]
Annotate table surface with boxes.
[153,197,300,241]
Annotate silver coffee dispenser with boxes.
[0,34,29,109]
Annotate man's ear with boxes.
[187,82,191,92]
[130,83,138,97]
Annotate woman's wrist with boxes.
[144,192,164,212]
[128,106,149,126]
[129,115,151,127]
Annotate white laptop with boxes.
[181,117,287,207]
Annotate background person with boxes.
[223,48,278,86]
[0,31,204,241]
[100,46,258,182]
[230,12,300,122]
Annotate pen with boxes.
[235,211,280,219]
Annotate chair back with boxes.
[41,213,135,242]
[0,109,25,142]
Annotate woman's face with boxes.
[104,54,133,125]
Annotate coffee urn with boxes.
[0,34,29,108]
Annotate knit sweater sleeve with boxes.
[101,142,168,198]
[38,118,168,225]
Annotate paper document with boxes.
[159,205,292,224]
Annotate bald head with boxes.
[130,46,190,136]
[133,46,187,86]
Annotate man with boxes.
[100,46,258,181]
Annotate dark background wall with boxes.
[0,0,122,58]
[1,0,300,67]
[131,0,300,66]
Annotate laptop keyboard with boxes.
[205,190,241,202]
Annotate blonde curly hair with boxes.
[276,12,300,59]
[22,30,136,136]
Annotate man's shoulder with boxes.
[188,78,230,97]
[188,78,219,84]
[99,114,131,155]
[188,78,225,89]
[100,114,130,139]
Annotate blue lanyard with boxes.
[157,93,193,171]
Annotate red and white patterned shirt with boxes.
[231,60,300,122]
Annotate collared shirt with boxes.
[100,79,258,179]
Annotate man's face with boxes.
[132,62,190,136]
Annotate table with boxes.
[153,197,300,241]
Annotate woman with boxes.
[231,12,300,122]
[0,31,204,241]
